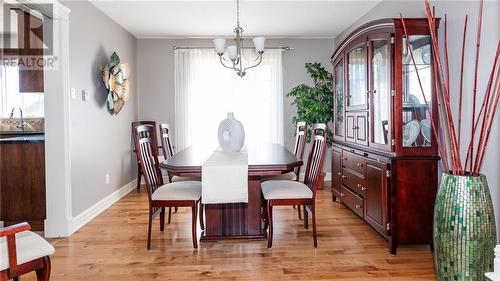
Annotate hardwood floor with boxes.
[23,184,436,280]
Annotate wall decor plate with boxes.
[100,52,131,115]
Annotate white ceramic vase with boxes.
[218,112,245,152]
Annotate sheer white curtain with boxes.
[175,49,283,151]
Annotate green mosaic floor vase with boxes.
[434,173,497,281]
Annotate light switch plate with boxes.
[71,88,76,99]
[82,90,89,101]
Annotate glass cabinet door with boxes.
[370,38,391,148]
[401,35,432,147]
[334,59,344,139]
[347,43,367,109]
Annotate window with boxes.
[174,49,284,152]
[0,65,44,117]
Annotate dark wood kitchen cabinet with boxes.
[0,136,46,231]
[331,18,440,255]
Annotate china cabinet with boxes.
[331,18,439,255]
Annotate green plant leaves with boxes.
[287,62,334,146]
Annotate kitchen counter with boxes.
[0,130,44,135]
[0,134,45,143]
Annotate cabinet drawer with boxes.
[342,168,366,196]
[342,150,366,175]
[340,186,364,218]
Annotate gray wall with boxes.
[336,0,500,240]
[137,38,334,172]
[63,1,138,216]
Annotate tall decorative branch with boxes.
[403,0,500,176]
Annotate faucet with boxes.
[9,107,25,130]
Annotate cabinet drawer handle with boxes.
[340,193,345,197]
[341,175,347,179]
[337,172,343,176]
[357,183,366,191]
[355,204,361,209]
[356,162,363,167]
[343,157,348,161]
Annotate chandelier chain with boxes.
[236,0,240,28]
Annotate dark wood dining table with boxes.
[160,144,302,240]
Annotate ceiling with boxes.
[89,0,382,38]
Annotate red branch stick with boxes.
[468,0,484,172]
[434,55,452,173]
[458,15,468,147]
[445,14,450,97]
[473,41,500,174]
[475,50,500,173]
[424,1,463,173]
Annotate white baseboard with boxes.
[298,172,332,182]
[69,179,136,235]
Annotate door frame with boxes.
[34,0,73,237]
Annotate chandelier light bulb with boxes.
[213,38,226,55]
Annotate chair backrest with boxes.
[132,124,164,201]
[293,121,307,160]
[159,123,174,160]
[303,123,327,199]
[132,121,159,155]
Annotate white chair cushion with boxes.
[263,172,297,182]
[261,180,313,200]
[0,231,55,271]
[152,181,202,201]
[171,176,201,183]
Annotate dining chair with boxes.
[133,124,203,250]
[132,121,159,190]
[158,123,200,184]
[264,121,307,219]
[261,123,327,248]
[0,222,54,281]
[158,123,200,222]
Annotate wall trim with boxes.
[69,180,136,235]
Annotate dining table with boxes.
[160,144,302,240]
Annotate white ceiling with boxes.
[88,0,382,38]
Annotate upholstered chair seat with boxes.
[152,181,202,201]
[0,223,53,280]
[0,231,54,271]
[261,180,312,200]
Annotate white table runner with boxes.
[202,148,248,204]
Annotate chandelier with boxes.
[213,0,265,77]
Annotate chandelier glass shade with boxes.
[213,0,265,77]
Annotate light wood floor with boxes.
[24,185,436,281]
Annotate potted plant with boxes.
[287,62,333,189]
[402,1,499,279]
